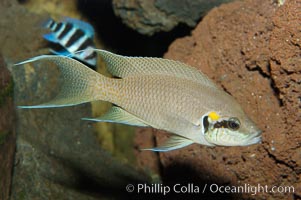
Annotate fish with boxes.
[42,17,97,67]
[15,49,262,152]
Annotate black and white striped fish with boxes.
[43,17,97,67]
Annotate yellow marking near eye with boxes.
[208,112,220,121]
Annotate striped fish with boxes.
[43,17,97,67]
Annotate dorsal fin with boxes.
[62,17,95,38]
[95,49,218,88]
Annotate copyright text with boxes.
[125,183,295,196]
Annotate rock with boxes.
[137,0,300,199]
[0,54,15,200]
[134,128,161,176]
[112,0,234,35]
[0,1,153,199]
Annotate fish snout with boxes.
[245,128,262,145]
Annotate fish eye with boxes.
[227,118,240,131]
[202,116,209,133]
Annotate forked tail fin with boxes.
[15,55,108,108]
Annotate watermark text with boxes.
[125,183,295,196]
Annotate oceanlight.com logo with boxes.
[125,183,295,196]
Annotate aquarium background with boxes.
[0,0,300,199]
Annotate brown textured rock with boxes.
[112,0,233,35]
[136,0,300,199]
[0,55,15,200]
[0,1,152,199]
[134,128,161,176]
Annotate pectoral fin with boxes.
[141,135,194,152]
[82,106,149,127]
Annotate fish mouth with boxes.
[243,130,262,146]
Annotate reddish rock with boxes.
[134,128,161,175]
[136,0,300,199]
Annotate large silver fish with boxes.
[16,50,262,151]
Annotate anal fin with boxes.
[82,106,149,127]
[142,135,194,152]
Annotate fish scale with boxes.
[118,76,221,123]
[111,75,225,141]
